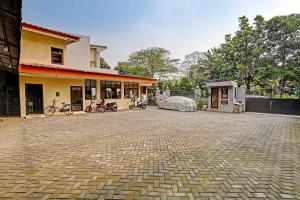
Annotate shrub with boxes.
[196,98,208,110]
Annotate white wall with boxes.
[66,36,120,75]
[90,48,96,67]
[237,87,246,111]
[66,36,90,69]
[208,86,236,113]
[218,86,234,113]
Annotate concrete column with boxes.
[155,88,160,103]
[121,82,125,99]
[237,87,246,111]
[97,80,101,99]
[19,76,26,117]
[194,86,201,100]
[165,87,170,97]
[155,88,160,97]
[96,51,100,68]
[138,83,141,99]
[207,87,212,110]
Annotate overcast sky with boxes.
[23,0,300,67]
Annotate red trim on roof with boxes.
[21,22,80,41]
[19,64,157,84]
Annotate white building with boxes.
[207,81,246,113]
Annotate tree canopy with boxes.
[265,14,300,94]
[115,62,148,77]
[114,47,179,78]
[100,57,111,69]
[114,14,300,97]
[189,14,300,94]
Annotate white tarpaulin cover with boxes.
[158,96,197,112]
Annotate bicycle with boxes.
[85,100,97,112]
[44,99,75,116]
[85,99,106,113]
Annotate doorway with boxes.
[0,71,20,116]
[71,86,83,111]
[25,84,43,114]
[211,88,218,108]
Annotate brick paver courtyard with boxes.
[0,108,299,199]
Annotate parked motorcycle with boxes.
[129,97,146,110]
[85,100,101,112]
[97,98,118,112]
[85,98,118,113]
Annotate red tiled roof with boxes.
[19,63,157,84]
[21,22,80,41]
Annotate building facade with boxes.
[18,23,156,117]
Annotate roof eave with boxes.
[90,44,107,52]
[19,64,157,84]
[21,22,80,42]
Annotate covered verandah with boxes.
[18,64,156,117]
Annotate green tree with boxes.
[184,53,208,91]
[178,77,193,89]
[128,47,179,78]
[114,62,148,77]
[202,15,268,89]
[100,57,111,69]
[187,14,300,96]
[202,35,239,83]
[265,14,300,95]
[234,15,267,89]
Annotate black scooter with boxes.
[106,102,118,112]
[129,97,146,110]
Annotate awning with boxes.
[19,63,157,85]
[0,0,22,72]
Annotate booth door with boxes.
[211,88,218,108]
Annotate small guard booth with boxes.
[207,81,245,113]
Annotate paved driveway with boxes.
[0,108,299,199]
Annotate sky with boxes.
[23,0,300,67]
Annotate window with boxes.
[85,79,97,100]
[124,82,139,98]
[141,86,147,95]
[234,87,237,99]
[51,47,63,64]
[221,87,228,99]
[100,81,121,99]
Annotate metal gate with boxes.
[245,89,300,115]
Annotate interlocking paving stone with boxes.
[253,192,267,198]
[0,107,299,199]
[280,193,295,199]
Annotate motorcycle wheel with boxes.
[112,107,118,112]
[129,105,134,109]
[141,104,146,109]
[97,107,106,113]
